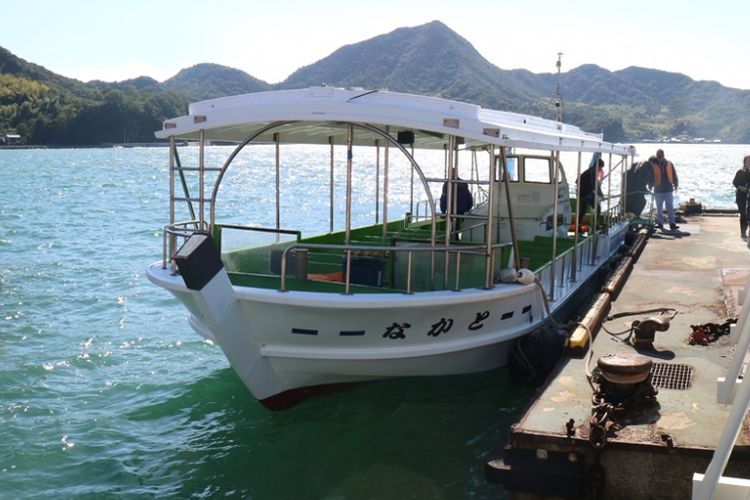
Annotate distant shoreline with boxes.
[2,141,748,151]
[0,142,171,150]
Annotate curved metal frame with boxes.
[207,120,440,247]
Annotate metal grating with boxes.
[650,363,694,390]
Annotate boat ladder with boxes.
[165,141,223,262]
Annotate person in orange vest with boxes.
[647,149,679,231]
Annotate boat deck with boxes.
[217,217,590,294]
[487,213,750,499]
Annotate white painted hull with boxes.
[146,222,627,407]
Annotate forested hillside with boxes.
[2,21,750,146]
[0,47,188,145]
[164,64,272,102]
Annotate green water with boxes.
[2,143,743,498]
[0,147,530,499]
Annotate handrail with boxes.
[218,224,301,238]
[278,241,501,293]
[164,220,611,301]
[537,235,595,296]
[275,230,598,295]
[161,220,209,269]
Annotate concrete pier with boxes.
[487,213,750,499]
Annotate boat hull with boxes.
[147,223,627,408]
[150,264,538,396]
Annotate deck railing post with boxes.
[275,133,281,231]
[329,136,334,233]
[375,139,380,224]
[484,147,496,289]
[549,150,560,301]
[454,251,461,292]
[499,147,520,271]
[345,125,353,247]
[167,136,176,268]
[199,129,205,230]
[382,126,389,243]
[406,251,413,295]
[344,249,352,295]
[572,150,583,279]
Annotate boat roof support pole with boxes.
[571,150,582,280]
[199,129,205,231]
[606,153,613,221]
[443,136,456,290]
[345,124,353,246]
[624,155,629,217]
[484,146,497,289]
[173,148,196,225]
[500,147,520,270]
[620,154,628,223]
[409,143,415,218]
[375,139,380,224]
[590,156,600,266]
[382,126,390,243]
[622,154,629,221]
[329,136,334,233]
[275,133,281,230]
[548,151,561,301]
[167,136,176,268]
[169,137,175,228]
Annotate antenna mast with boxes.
[555,52,563,122]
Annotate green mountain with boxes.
[280,21,539,113]
[0,46,188,145]
[2,21,750,145]
[164,64,272,102]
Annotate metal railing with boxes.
[277,241,498,294]
[536,236,595,288]
[162,220,617,300]
[161,219,209,269]
[693,274,750,499]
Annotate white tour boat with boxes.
[147,86,636,409]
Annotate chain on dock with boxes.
[687,318,737,345]
[585,358,659,498]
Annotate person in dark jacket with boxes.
[440,168,473,216]
[647,149,679,230]
[733,155,750,239]
[624,161,651,217]
[577,157,604,224]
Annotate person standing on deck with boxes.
[440,168,473,216]
[577,157,604,225]
[647,149,679,231]
[733,155,750,239]
[440,168,473,237]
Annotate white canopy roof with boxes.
[155,86,635,156]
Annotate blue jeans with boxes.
[654,191,675,226]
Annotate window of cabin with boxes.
[523,157,552,183]
[496,156,519,182]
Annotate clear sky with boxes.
[3,0,749,90]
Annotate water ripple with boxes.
[1,144,740,499]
